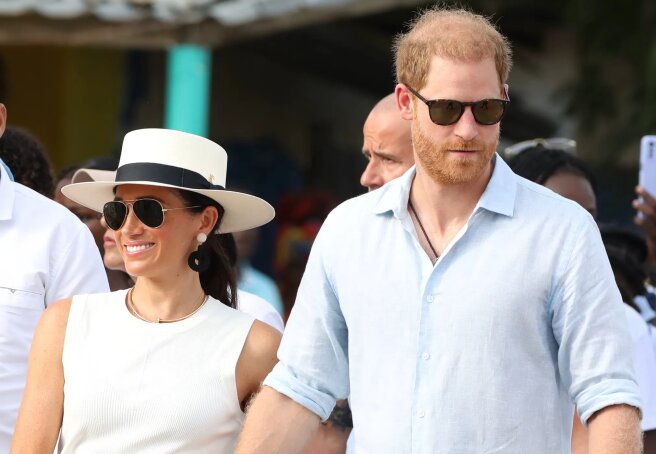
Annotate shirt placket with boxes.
[410,210,482,453]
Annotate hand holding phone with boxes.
[636,136,656,264]
[639,135,656,199]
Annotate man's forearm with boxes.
[588,404,642,454]
[303,400,352,454]
[236,386,322,454]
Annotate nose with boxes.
[120,203,144,234]
[360,159,384,191]
[452,106,479,142]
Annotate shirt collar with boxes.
[373,165,415,218]
[0,160,16,220]
[372,153,517,218]
[475,154,517,217]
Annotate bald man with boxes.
[303,94,415,454]
[304,94,415,454]
[360,93,414,191]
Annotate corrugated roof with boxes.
[0,0,425,46]
[0,0,360,23]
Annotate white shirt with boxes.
[237,289,284,333]
[0,164,109,452]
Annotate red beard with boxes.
[412,119,498,185]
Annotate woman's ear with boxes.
[200,205,219,236]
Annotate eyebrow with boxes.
[371,150,399,161]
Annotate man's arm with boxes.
[571,410,587,454]
[236,386,321,454]
[304,400,352,454]
[587,404,642,454]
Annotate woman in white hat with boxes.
[11,129,280,453]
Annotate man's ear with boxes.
[502,84,510,101]
[395,84,414,121]
[0,104,7,138]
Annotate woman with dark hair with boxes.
[505,143,597,217]
[11,129,280,453]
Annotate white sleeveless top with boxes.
[59,290,254,453]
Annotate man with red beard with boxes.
[237,8,642,454]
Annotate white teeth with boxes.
[126,243,154,253]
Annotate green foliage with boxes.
[563,0,656,160]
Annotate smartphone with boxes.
[639,135,656,198]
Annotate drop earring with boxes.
[188,232,211,273]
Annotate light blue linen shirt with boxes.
[264,156,641,453]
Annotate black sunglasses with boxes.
[103,198,201,231]
[405,85,509,126]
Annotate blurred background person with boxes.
[360,93,414,192]
[0,125,53,198]
[634,186,656,286]
[221,232,284,332]
[505,139,656,453]
[55,159,133,291]
[0,103,108,452]
[230,184,283,316]
[274,191,336,321]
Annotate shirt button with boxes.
[426,295,434,303]
[417,410,425,418]
[422,352,430,360]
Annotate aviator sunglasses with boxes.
[103,198,201,231]
[405,85,509,126]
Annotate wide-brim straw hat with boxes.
[62,128,275,233]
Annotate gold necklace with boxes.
[126,287,209,324]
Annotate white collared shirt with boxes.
[0,164,109,452]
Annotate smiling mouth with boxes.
[125,243,155,254]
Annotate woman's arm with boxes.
[11,298,71,453]
[236,320,281,409]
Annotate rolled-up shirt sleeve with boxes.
[551,214,642,424]
[264,213,349,421]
